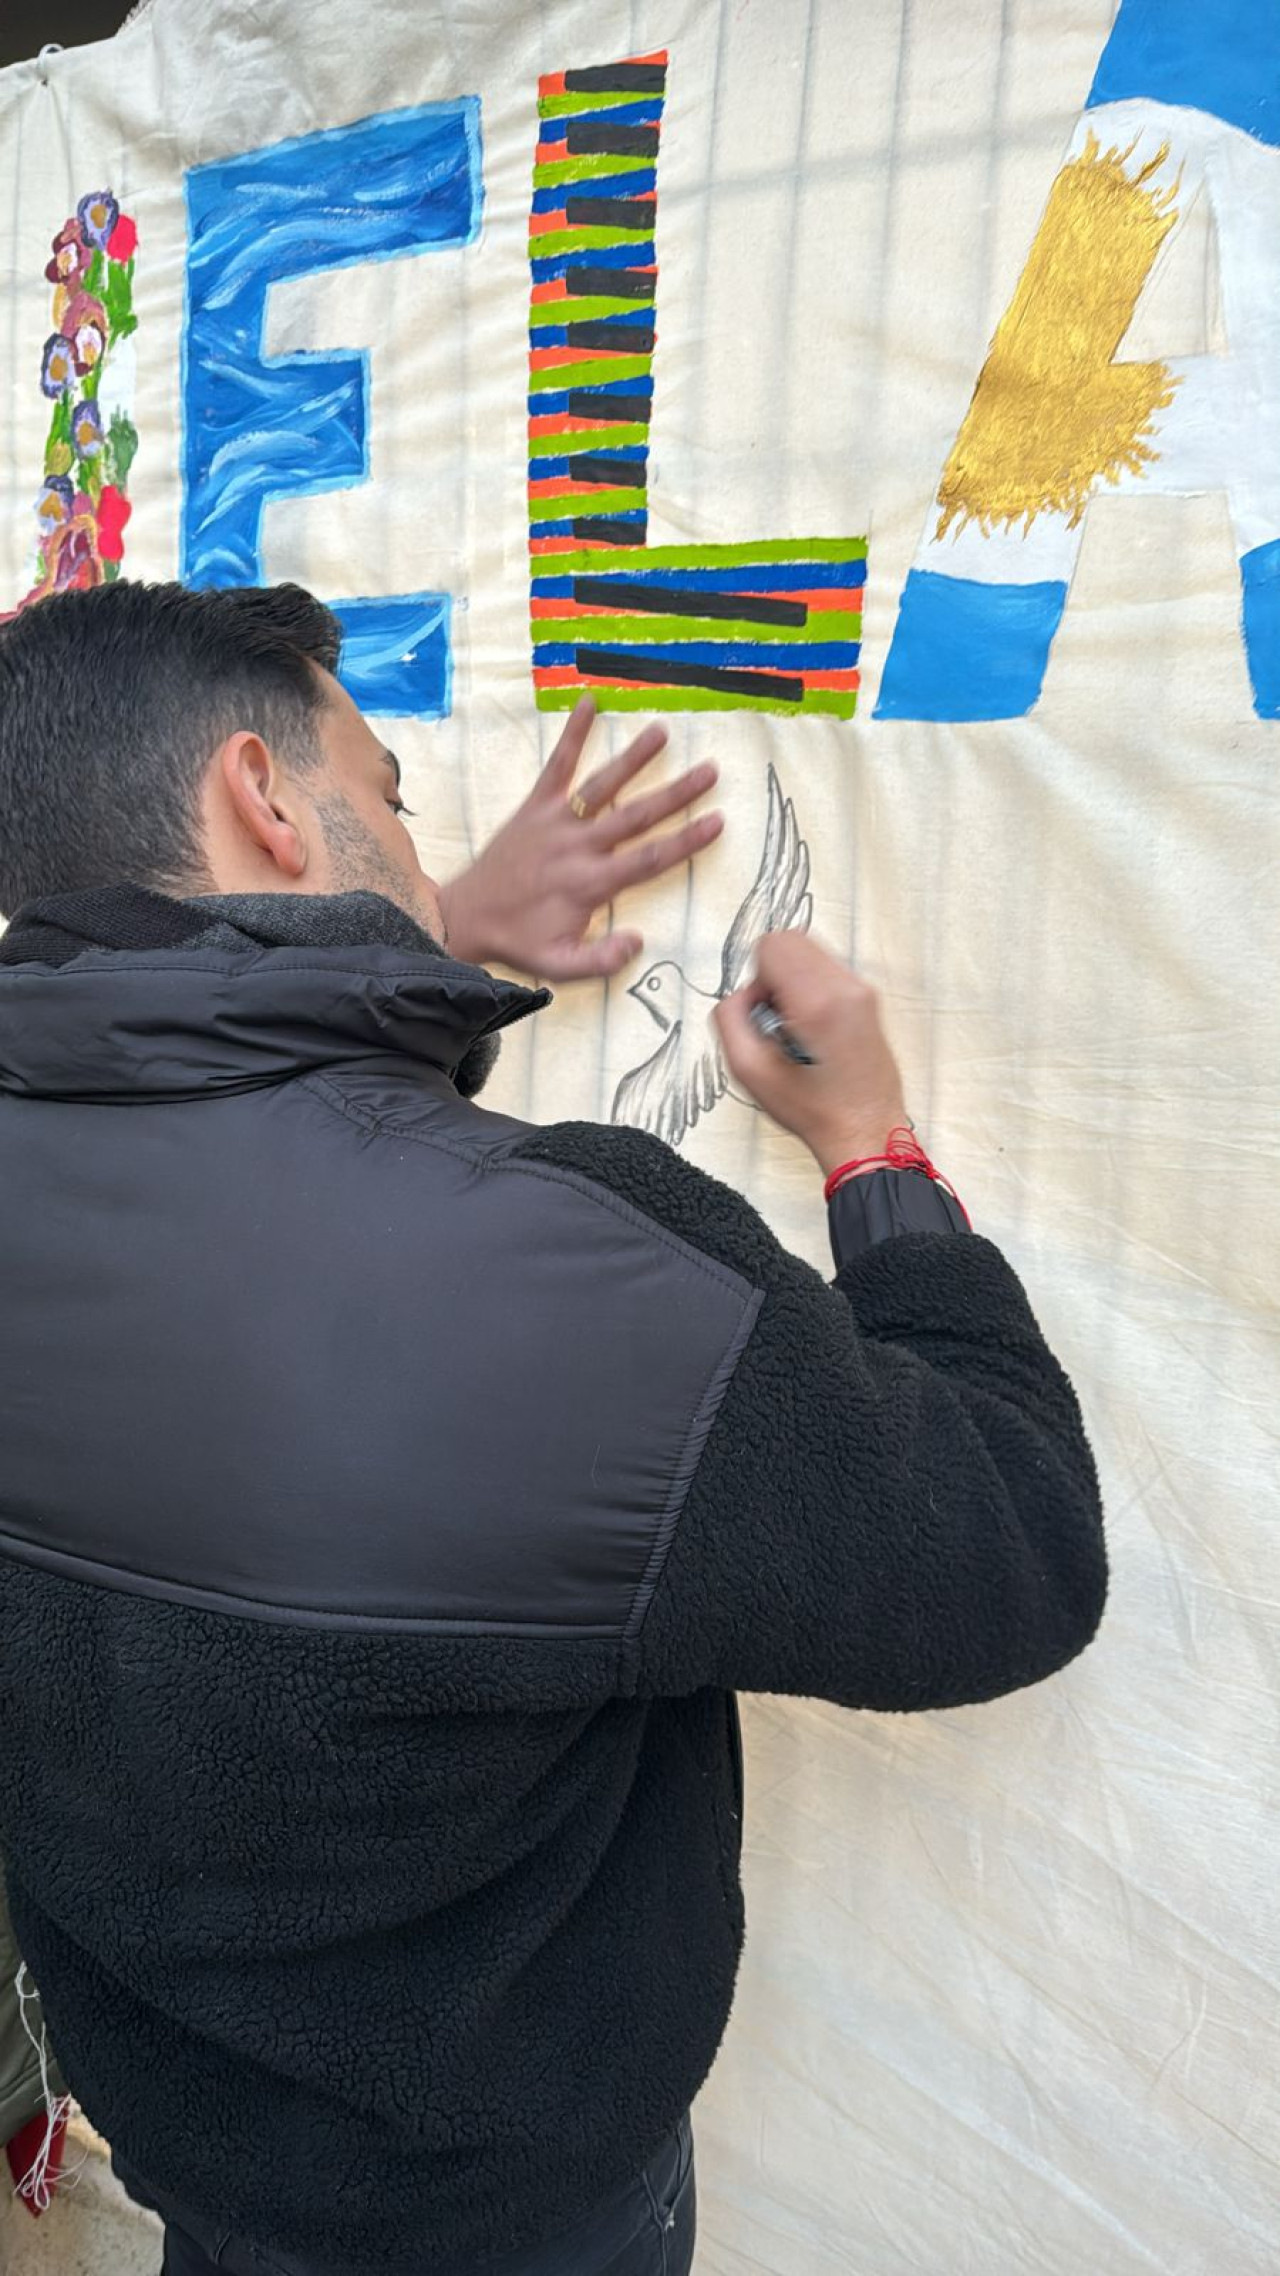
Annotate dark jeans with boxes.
[154,2115,695,2276]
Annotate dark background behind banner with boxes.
[0,2,134,70]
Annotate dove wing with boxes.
[719,763,813,997]
[612,1013,728,1150]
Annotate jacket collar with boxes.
[0,887,549,1103]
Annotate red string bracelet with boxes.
[823,1126,972,1227]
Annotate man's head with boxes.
[0,580,442,932]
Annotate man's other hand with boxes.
[438,698,723,981]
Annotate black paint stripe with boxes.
[571,519,647,545]
[568,454,648,486]
[564,64,667,93]
[575,649,806,701]
[567,391,652,425]
[572,579,807,626]
[566,122,660,158]
[565,266,656,300]
[566,321,656,353]
[565,196,657,230]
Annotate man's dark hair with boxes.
[0,580,343,915]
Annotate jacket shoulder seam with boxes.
[622,1279,763,1654]
[301,1075,758,1304]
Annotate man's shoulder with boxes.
[311,1067,777,1298]
[503,1117,785,1291]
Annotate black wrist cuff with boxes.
[828,1166,972,1269]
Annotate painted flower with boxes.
[60,291,108,374]
[72,399,104,461]
[59,288,104,338]
[75,320,106,372]
[96,484,132,562]
[53,519,102,592]
[35,475,74,533]
[44,219,88,286]
[76,189,119,251]
[107,212,137,263]
[40,333,76,397]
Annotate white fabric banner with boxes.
[1,2,1276,2269]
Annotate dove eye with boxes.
[647,976,661,992]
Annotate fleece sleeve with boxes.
[510,1122,1107,1714]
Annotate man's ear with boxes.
[215,732,309,880]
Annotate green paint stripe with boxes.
[536,685,859,719]
[530,295,654,325]
[534,152,653,188]
[547,537,869,573]
[528,354,652,393]
[538,89,663,118]
[529,227,654,256]
[530,611,862,644]
[527,423,650,457]
[529,487,648,518]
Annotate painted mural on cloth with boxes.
[527,53,867,718]
[7,189,139,613]
[4,0,1275,723]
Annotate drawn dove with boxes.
[611,763,813,1148]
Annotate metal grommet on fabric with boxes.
[37,44,65,83]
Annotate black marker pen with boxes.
[749,1000,818,1067]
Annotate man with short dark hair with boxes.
[0,581,1105,2276]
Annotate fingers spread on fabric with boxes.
[606,810,724,894]
[575,720,670,814]
[595,762,719,849]
[542,695,598,794]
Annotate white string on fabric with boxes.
[10,1961,83,2211]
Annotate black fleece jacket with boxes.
[0,889,1106,2273]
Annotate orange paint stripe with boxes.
[528,343,635,372]
[529,211,570,237]
[529,598,686,619]
[783,588,865,611]
[527,411,648,439]
[528,476,636,501]
[532,666,860,690]
[529,537,592,556]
